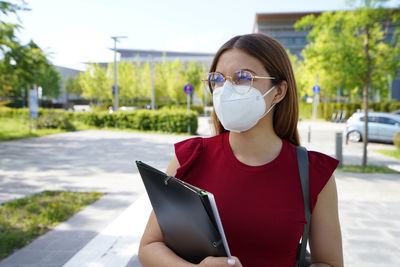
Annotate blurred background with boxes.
[1,1,400,266]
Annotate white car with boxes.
[344,112,400,143]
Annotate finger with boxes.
[228,256,242,267]
[201,256,237,267]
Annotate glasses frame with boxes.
[202,70,276,94]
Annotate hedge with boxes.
[299,102,313,120]
[160,104,205,115]
[0,107,198,134]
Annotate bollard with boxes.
[336,132,343,167]
[308,125,311,143]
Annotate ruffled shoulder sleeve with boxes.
[308,151,339,212]
[174,137,203,180]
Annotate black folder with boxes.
[136,161,231,264]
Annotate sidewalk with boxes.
[0,120,399,266]
[2,172,399,267]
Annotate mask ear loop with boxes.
[258,86,277,119]
[257,85,276,100]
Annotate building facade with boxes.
[54,65,82,107]
[253,12,321,57]
[117,49,214,64]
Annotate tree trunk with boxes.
[362,85,369,168]
[362,25,371,168]
[65,86,69,110]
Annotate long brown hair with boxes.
[209,33,300,146]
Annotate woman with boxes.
[138,33,343,267]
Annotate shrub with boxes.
[191,105,204,115]
[160,104,204,115]
[0,107,29,118]
[37,111,76,131]
[299,102,312,120]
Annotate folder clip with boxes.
[164,176,173,185]
[212,240,222,248]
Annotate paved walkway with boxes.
[0,119,399,266]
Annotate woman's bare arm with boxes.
[309,175,344,267]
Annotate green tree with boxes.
[1,1,60,104]
[5,41,61,99]
[166,59,186,104]
[64,75,82,109]
[154,58,170,104]
[295,3,400,167]
[0,1,27,16]
[79,63,112,105]
[64,75,82,96]
[138,61,152,99]
[185,61,206,104]
[286,50,308,99]
[36,63,61,98]
[0,1,25,101]
[107,61,141,104]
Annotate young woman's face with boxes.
[215,48,274,95]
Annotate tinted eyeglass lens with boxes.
[233,70,252,94]
[234,70,252,86]
[208,73,225,93]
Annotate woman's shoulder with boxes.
[307,150,339,176]
[174,133,225,179]
[284,140,339,211]
[284,140,338,172]
[174,133,223,153]
[307,150,339,212]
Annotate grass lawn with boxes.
[336,164,400,174]
[377,148,400,160]
[0,117,64,142]
[0,116,93,142]
[0,191,103,259]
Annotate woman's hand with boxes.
[198,256,242,267]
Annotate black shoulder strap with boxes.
[296,146,310,267]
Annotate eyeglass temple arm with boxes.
[253,76,276,80]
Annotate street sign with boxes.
[312,85,321,94]
[38,86,43,99]
[183,84,194,95]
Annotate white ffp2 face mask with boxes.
[213,81,276,133]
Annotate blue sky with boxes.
[10,0,398,70]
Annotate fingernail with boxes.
[227,258,236,265]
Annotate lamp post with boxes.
[111,36,127,112]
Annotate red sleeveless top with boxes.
[174,132,338,267]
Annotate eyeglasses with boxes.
[202,70,276,94]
